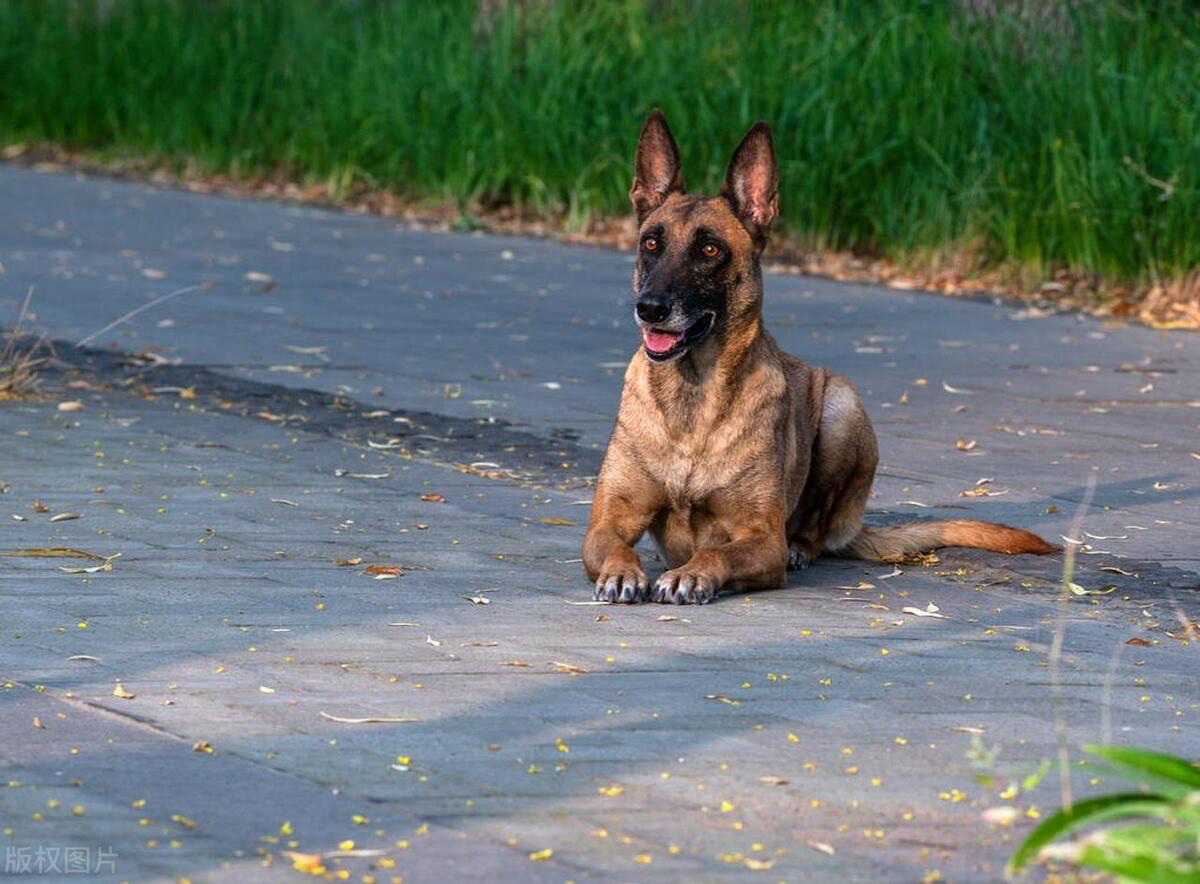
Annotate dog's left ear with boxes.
[722,122,778,248]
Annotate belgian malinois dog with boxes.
[583,110,1056,605]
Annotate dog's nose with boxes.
[636,297,671,324]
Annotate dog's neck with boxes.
[646,312,765,422]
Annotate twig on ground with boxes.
[76,280,212,347]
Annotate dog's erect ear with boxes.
[721,122,778,247]
[630,109,684,224]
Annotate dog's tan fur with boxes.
[583,111,1056,605]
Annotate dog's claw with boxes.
[653,569,716,605]
[787,548,810,571]
[593,570,648,604]
[618,574,644,603]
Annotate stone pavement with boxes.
[0,163,1197,883]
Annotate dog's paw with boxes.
[593,568,649,604]
[787,547,810,571]
[652,569,718,605]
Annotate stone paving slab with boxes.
[0,164,1198,883]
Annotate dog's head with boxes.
[628,109,778,364]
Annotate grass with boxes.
[0,288,45,401]
[1009,745,1200,880]
[1,0,1200,298]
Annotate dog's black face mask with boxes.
[632,218,731,363]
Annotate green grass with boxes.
[1009,745,1200,880]
[2,0,1200,285]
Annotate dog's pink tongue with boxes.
[643,328,681,353]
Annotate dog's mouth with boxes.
[642,312,716,362]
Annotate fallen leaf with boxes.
[704,694,741,706]
[192,741,214,754]
[758,775,789,785]
[807,841,835,856]
[902,603,948,620]
[335,557,364,567]
[245,271,273,283]
[461,641,498,647]
[420,493,444,503]
[499,661,532,668]
[745,858,775,870]
[1068,582,1116,597]
[57,400,84,412]
[942,381,973,394]
[270,498,299,507]
[425,635,441,647]
[464,595,491,605]
[982,806,1019,826]
[1,547,112,562]
[961,486,1008,497]
[318,712,419,724]
[550,661,588,674]
[282,851,323,872]
[1099,566,1137,576]
[1165,623,1200,641]
[32,716,45,729]
[537,517,576,526]
[112,683,136,700]
[367,438,405,450]
[955,438,977,452]
[49,513,81,522]
[364,565,405,578]
[837,581,875,590]
[59,553,121,574]
[528,848,553,862]
[1124,637,1151,646]
[597,785,624,797]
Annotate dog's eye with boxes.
[702,243,720,258]
[643,237,659,253]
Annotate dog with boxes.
[582,110,1057,605]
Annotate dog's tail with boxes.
[842,520,1058,561]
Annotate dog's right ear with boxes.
[630,109,684,224]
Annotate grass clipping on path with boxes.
[1,0,1199,327]
[0,287,45,401]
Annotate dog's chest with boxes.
[654,415,749,507]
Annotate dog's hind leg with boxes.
[786,375,879,566]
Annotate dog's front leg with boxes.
[582,474,662,603]
[653,509,788,605]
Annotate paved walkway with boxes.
[1,164,1197,882]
